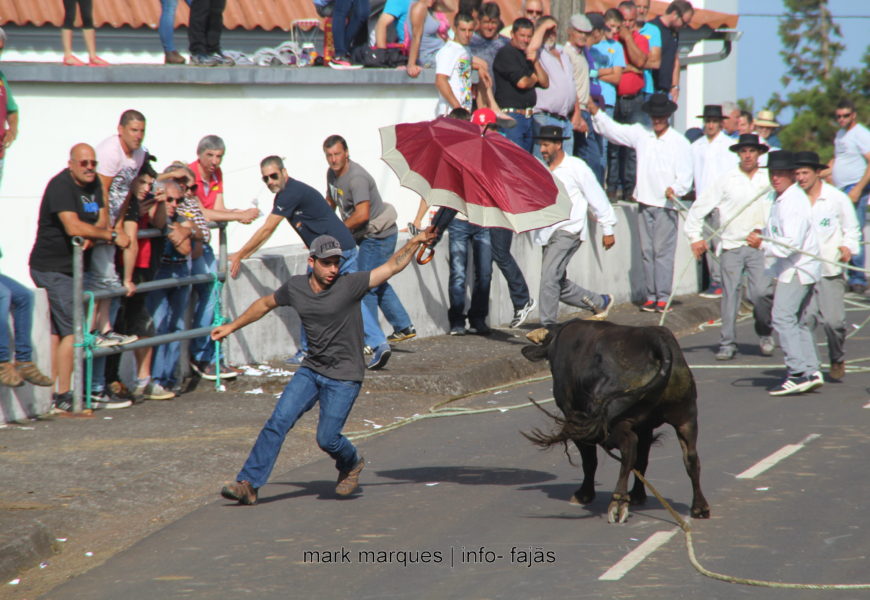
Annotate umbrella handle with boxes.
[416,244,435,265]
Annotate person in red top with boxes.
[184,135,258,379]
[607,4,650,201]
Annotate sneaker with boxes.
[362,345,374,355]
[328,57,362,70]
[16,362,53,386]
[0,362,24,387]
[191,360,239,381]
[640,300,656,312]
[829,360,845,381]
[768,375,815,396]
[221,480,258,505]
[52,391,73,413]
[135,382,176,401]
[759,336,775,357]
[714,346,736,361]
[336,457,365,496]
[510,298,536,328]
[285,350,308,365]
[367,344,391,370]
[211,52,235,66]
[387,326,417,343]
[94,333,121,348]
[90,391,133,409]
[467,323,492,336]
[589,294,612,320]
[190,53,219,66]
[107,380,134,399]
[699,286,723,299]
[655,301,672,313]
[103,330,138,345]
[806,371,825,391]
[449,326,466,336]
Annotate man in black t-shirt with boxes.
[29,143,132,412]
[230,155,394,370]
[648,0,693,103]
[492,17,550,153]
[215,231,435,505]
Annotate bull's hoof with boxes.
[526,327,549,344]
[570,489,595,505]
[607,494,630,523]
[691,504,711,519]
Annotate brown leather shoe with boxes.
[165,50,186,65]
[0,362,24,387]
[829,360,846,381]
[221,480,258,505]
[336,457,365,496]
[16,362,52,386]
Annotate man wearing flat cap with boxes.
[691,104,738,299]
[748,150,823,396]
[532,125,617,325]
[588,92,693,313]
[794,151,861,381]
[685,133,774,361]
[214,230,435,506]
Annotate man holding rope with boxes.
[684,133,773,361]
[747,150,823,396]
[795,151,861,381]
[215,230,435,505]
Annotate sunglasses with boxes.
[262,172,281,183]
[78,159,98,168]
[835,112,853,120]
[526,9,543,15]
[165,196,182,204]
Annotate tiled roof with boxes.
[0,0,737,32]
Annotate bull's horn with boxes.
[526,327,549,344]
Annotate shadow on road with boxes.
[376,465,557,486]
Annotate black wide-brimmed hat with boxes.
[729,133,769,154]
[767,150,796,171]
[793,150,828,171]
[642,93,678,117]
[533,125,570,141]
[696,104,724,120]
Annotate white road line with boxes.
[735,433,821,479]
[598,529,679,581]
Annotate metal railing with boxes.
[71,223,228,413]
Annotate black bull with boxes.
[522,319,710,523]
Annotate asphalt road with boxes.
[40,307,870,600]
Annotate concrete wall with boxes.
[0,289,53,423]
[223,202,701,365]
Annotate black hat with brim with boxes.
[642,93,678,117]
[767,150,796,171]
[729,133,769,154]
[793,151,828,171]
[696,105,724,120]
[533,125,570,141]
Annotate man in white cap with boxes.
[215,230,435,505]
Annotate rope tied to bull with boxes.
[72,290,97,411]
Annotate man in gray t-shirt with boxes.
[214,230,434,505]
[324,134,417,343]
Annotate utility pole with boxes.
[550,0,585,43]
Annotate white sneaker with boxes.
[510,298,536,328]
[759,336,775,356]
[135,382,176,401]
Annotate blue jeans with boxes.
[159,0,190,52]
[90,297,120,394]
[189,244,219,364]
[238,367,361,488]
[447,220,493,329]
[357,234,412,331]
[488,227,530,311]
[331,0,369,57]
[300,247,387,351]
[500,113,534,153]
[843,183,870,287]
[532,112,573,159]
[574,110,605,185]
[0,274,34,363]
[146,263,192,388]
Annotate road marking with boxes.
[735,433,821,479]
[863,401,870,409]
[598,529,679,581]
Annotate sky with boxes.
[736,0,869,118]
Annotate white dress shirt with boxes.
[762,183,821,284]
[810,181,861,277]
[684,167,772,250]
[691,131,736,196]
[592,110,694,208]
[533,155,617,246]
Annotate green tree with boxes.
[777,0,844,87]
